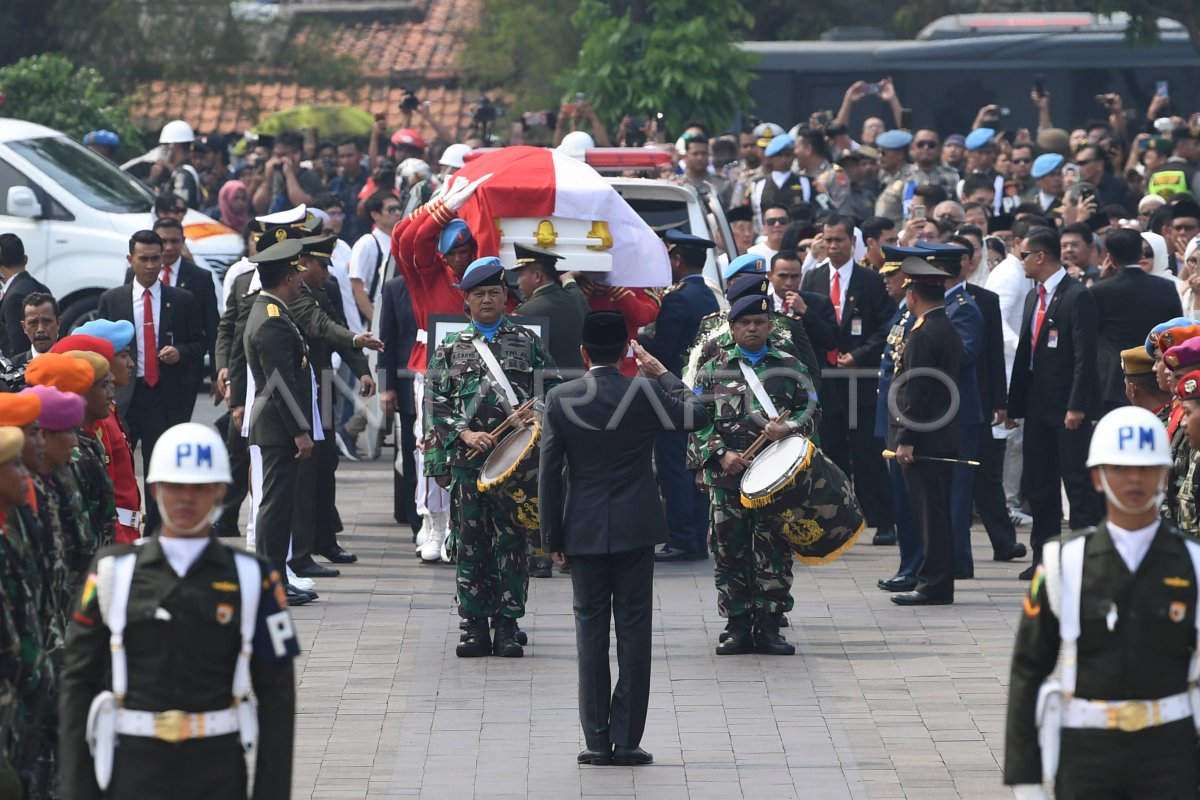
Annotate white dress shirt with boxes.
[132,280,161,379]
[985,253,1033,378]
[829,259,854,320]
[349,227,392,298]
[159,536,210,577]
[1108,520,1159,573]
[1029,266,1066,339]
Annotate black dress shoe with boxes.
[289,556,340,578]
[612,746,653,766]
[891,590,952,606]
[315,544,358,564]
[577,747,612,765]
[529,556,553,578]
[993,543,1027,562]
[285,584,312,606]
[872,527,897,546]
[655,546,706,562]
[1017,565,1037,581]
[877,574,917,592]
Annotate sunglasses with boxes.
[1020,250,1042,259]
[1011,157,1032,164]
[1075,157,1101,166]
[914,141,938,149]
[1143,248,1155,258]
[796,244,810,253]
[764,217,790,226]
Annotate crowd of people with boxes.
[4,73,1200,795]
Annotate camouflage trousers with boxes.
[450,466,534,620]
[709,487,794,618]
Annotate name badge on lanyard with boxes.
[1047,328,1059,349]
[851,318,863,336]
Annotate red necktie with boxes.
[143,290,159,387]
[1033,284,1047,351]
[826,269,842,366]
[161,265,171,287]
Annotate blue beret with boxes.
[916,240,969,259]
[875,130,913,150]
[880,244,930,274]
[1031,153,1064,179]
[664,229,716,251]
[438,219,473,255]
[724,253,767,282]
[728,294,771,322]
[764,134,795,158]
[456,256,504,291]
[965,128,996,151]
[726,274,770,303]
[944,134,966,147]
[83,130,121,147]
[75,319,135,352]
[1148,317,1200,356]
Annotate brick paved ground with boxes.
[263,458,1028,800]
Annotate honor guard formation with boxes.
[11,80,1200,797]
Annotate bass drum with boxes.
[739,435,865,565]
[477,422,541,534]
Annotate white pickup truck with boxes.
[0,119,242,329]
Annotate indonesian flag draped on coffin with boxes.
[455,146,671,289]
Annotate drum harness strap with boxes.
[738,360,779,418]
[472,336,519,408]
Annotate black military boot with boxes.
[492,616,524,657]
[456,618,491,657]
[753,612,795,656]
[486,616,528,646]
[715,615,754,655]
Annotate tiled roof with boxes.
[130,0,481,138]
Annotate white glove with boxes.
[442,173,492,212]
[1011,785,1048,800]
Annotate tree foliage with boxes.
[0,55,143,158]
[565,0,759,135]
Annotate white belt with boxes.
[116,508,142,529]
[1063,692,1192,732]
[415,328,428,344]
[115,707,241,743]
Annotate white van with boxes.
[0,119,243,328]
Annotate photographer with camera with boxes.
[251,131,325,214]
[834,78,904,133]
[553,94,612,148]
[1074,142,1136,216]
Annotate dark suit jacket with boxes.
[97,282,205,416]
[0,271,49,357]
[888,306,962,455]
[643,276,718,376]
[800,262,896,409]
[540,368,709,555]
[128,259,219,382]
[944,285,984,426]
[1008,272,1100,425]
[1090,266,1182,409]
[376,275,417,417]
[965,284,1007,414]
[517,281,589,372]
[799,291,840,355]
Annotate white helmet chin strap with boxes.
[156,498,224,536]
[1097,466,1166,515]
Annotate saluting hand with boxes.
[632,341,666,378]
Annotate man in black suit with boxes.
[0,233,50,357]
[1091,227,1183,412]
[541,313,708,768]
[800,216,897,544]
[97,229,205,533]
[888,257,963,606]
[1007,228,1102,579]
[13,292,60,368]
[146,218,220,393]
[378,273,420,532]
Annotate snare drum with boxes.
[476,422,541,533]
[738,435,865,565]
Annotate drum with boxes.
[476,421,541,533]
[739,435,865,565]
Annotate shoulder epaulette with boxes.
[957,293,968,305]
[266,303,280,318]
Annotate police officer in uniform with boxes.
[425,257,560,658]
[1004,406,1199,799]
[888,257,963,606]
[58,423,299,800]
[647,230,720,562]
[242,239,315,606]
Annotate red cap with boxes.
[51,333,115,363]
[390,128,426,152]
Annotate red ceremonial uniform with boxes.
[578,283,661,376]
[95,402,141,543]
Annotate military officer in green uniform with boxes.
[58,423,298,800]
[511,242,588,373]
[425,257,560,658]
[690,290,818,656]
[243,239,315,606]
[1175,370,1200,533]
[1004,405,1200,799]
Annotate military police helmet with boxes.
[1085,406,1171,468]
[147,423,233,484]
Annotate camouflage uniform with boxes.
[683,311,803,388]
[690,343,818,618]
[874,163,962,223]
[1176,450,1200,534]
[39,466,96,648]
[1,504,55,797]
[31,476,68,661]
[74,427,116,549]
[1164,404,1191,524]
[425,319,560,621]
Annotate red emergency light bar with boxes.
[463,147,672,170]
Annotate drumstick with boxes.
[741,411,789,461]
[881,449,980,467]
[467,398,537,455]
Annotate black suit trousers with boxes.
[972,428,1018,555]
[818,400,893,528]
[257,445,299,574]
[1021,416,1102,558]
[570,546,654,751]
[394,410,420,530]
[124,379,171,534]
[293,436,339,559]
[905,460,953,601]
[215,413,250,536]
